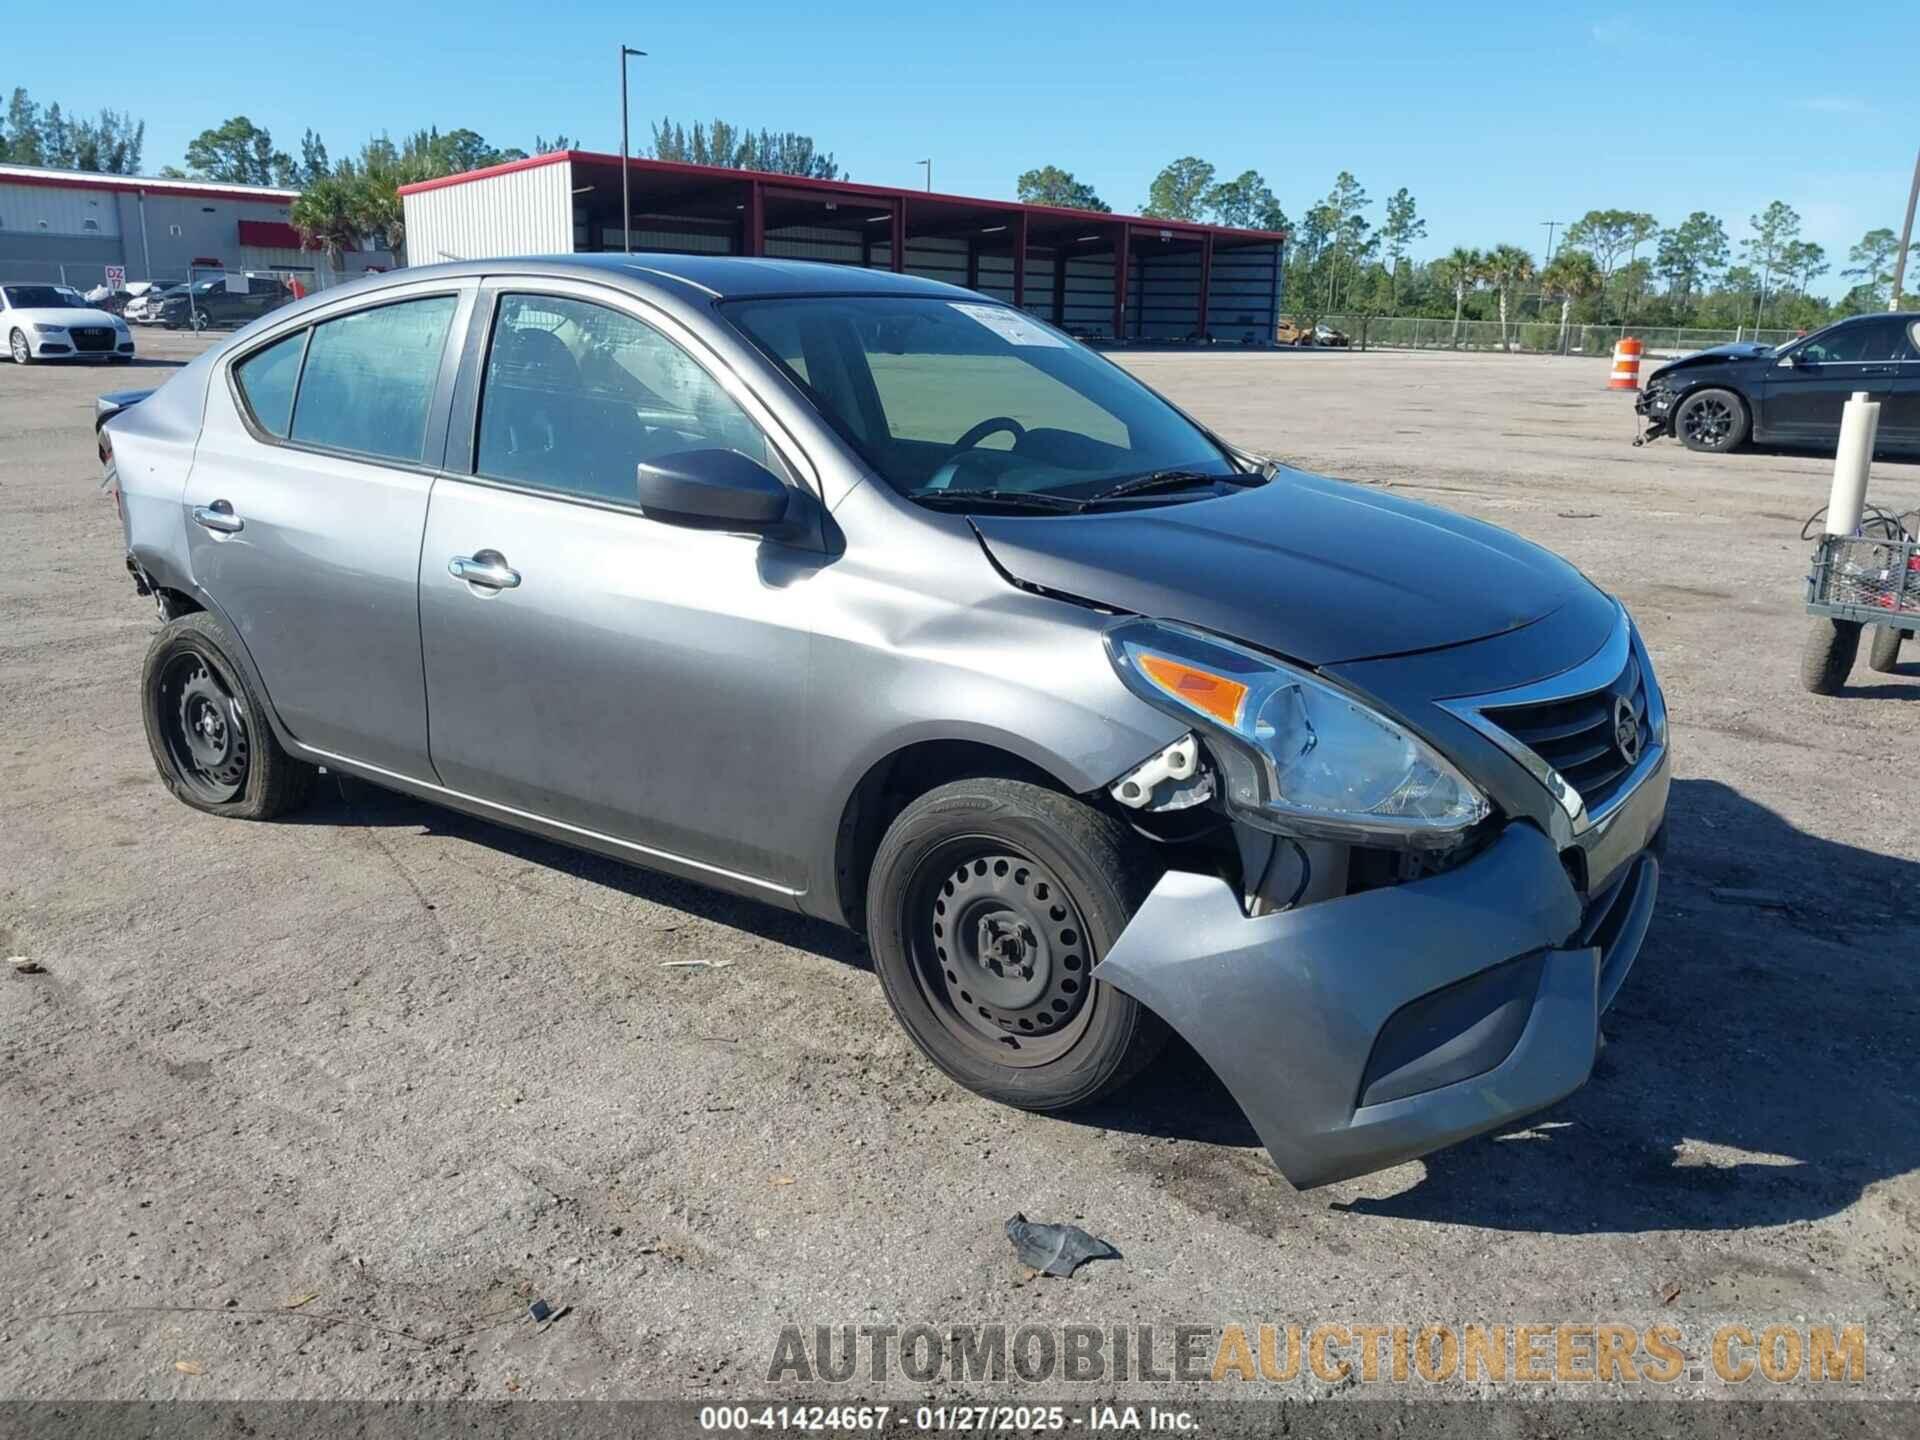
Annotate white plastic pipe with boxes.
[1826,391,1881,535]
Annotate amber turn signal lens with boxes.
[1137,654,1249,727]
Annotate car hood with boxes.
[970,468,1605,666]
[11,306,120,327]
[1649,341,1773,381]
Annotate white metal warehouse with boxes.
[401,151,1286,344]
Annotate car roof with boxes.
[335,253,976,304]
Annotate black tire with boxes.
[1868,624,1906,674]
[142,611,315,820]
[1799,616,1861,695]
[865,778,1167,1112]
[9,328,32,365]
[1673,387,1749,453]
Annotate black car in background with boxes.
[155,276,293,331]
[1637,311,1920,454]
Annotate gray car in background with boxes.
[98,256,1669,1187]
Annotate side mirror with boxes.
[635,449,790,530]
[1776,355,1796,369]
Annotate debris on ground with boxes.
[173,1360,205,1376]
[1659,1280,1683,1305]
[659,958,733,970]
[9,956,46,975]
[1710,887,1790,909]
[1557,511,1600,519]
[771,1175,796,1187]
[1004,1213,1121,1278]
[282,1293,319,1310]
[528,1298,554,1323]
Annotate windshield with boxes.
[3,285,81,309]
[722,295,1237,502]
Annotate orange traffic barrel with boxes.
[1609,336,1643,390]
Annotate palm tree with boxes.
[289,174,362,261]
[1540,248,1602,353]
[1483,244,1536,352]
[1436,246,1483,347]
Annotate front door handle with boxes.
[192,500,243,534]
[449,550,521,590]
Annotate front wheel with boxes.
[1868,625,1906,674]
[1800,616,1861,695]
[142,612,315,819]
[9,328,32,365]
[865,779,1166,1112]
[1674,387,1749,453]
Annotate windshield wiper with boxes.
[1083,469,1239,504]
[911,488,1087,513]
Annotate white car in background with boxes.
[122,282,172,323]
[2,282,135,364]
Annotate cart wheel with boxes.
[1867,625,1906,675]
[1800,617,1861,695]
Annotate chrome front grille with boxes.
[1436,603,1666,834]
[1481,648,1650,813]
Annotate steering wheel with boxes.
[950,416,1026,453]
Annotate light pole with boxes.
[1890,144,1919,311]
[619,44,646,254]
[917,159,931,192]
[1541,219,1562,265]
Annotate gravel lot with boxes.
[3,327,1917,1411]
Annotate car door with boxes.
[183,280,475,781]
[1879,317,1920,450]
[1762,318,1904,443]
[418,282,825,896]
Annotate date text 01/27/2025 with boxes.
[696,1404,1199,1431]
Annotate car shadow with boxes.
[1080,777,1920,1233]
[295,771,871,969]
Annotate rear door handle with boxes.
[191,500,243,534]
[448,550,521,590]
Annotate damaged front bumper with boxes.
[1634,383,1676,443]
[1094,750,1668,1188]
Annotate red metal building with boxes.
[400,152,1286,345]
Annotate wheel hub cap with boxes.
[925,852,1088,1041]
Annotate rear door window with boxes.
[475,292,781,507]
[289,296,458,463]
[233,330,307,437]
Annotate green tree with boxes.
[1742,200,1801,326]
[3,88,41,165]
[1434,246,1484,345]
[1842,227,1899,306]
[1779,240,1828,295]
[1015,165,1110,212]
[184,115,293,186]
[650,117,841,178]
[1142,157,1215,221]
[1379,187,1426,305]
[1562,209,1659,284]
[289,174,363,260]
[1540,248,1602,350]
[1655,212,1729,304]
[1483,243,1535,350]
[41,102,72,167]
[1203,169,1278,229]
[298,129,330,185]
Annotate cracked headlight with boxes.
[1106,619,1489,848]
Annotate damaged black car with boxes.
[1636,311,1920,454]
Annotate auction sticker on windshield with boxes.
[950,302,1068,347]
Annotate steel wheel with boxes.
[905,839,1098,1068]
[155,651,251,803]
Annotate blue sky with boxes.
[13,1,1916,295]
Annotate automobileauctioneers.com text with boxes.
[767,1322,1867,1387]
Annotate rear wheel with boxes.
[1868,624,1906,674]
[1674,388,1749,453]
[865,778,1166,1111]
[1799,616,1861,695]
[142,612,315,819]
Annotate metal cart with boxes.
[1801,527,1920,694]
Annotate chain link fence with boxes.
[1312,314,1801,359]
